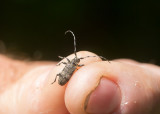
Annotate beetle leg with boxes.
[79,55,97,59]
[51,74,59,84]
[78,64,84,67]
[58,56,64,59]
[75,64,84,70]
[56,62,67,66]
[98,56,109,61]
[58,56,71,63]
[79,56,110,63]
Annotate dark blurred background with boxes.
[0,0,160,65]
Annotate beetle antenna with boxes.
[65,30,77,58]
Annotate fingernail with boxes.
[85,78,121,114]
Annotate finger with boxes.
[113,58,140,65]
[114,58,160,75]
[0,51,103,113]
[65,61,160,114]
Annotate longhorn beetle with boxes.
[51,30,108,86]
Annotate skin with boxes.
[0,51,160,114]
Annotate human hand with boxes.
[0,51,160,114]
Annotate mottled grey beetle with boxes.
[51,30,108,86]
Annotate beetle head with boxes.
[73,57,80,65]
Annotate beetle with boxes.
[51,30,108,86]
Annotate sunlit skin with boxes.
[0,51,160,114]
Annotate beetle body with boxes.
[57,58,80,85]
[51,30,108,86]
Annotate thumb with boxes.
[65,60,160,114]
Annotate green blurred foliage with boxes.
[0,0,160,64]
